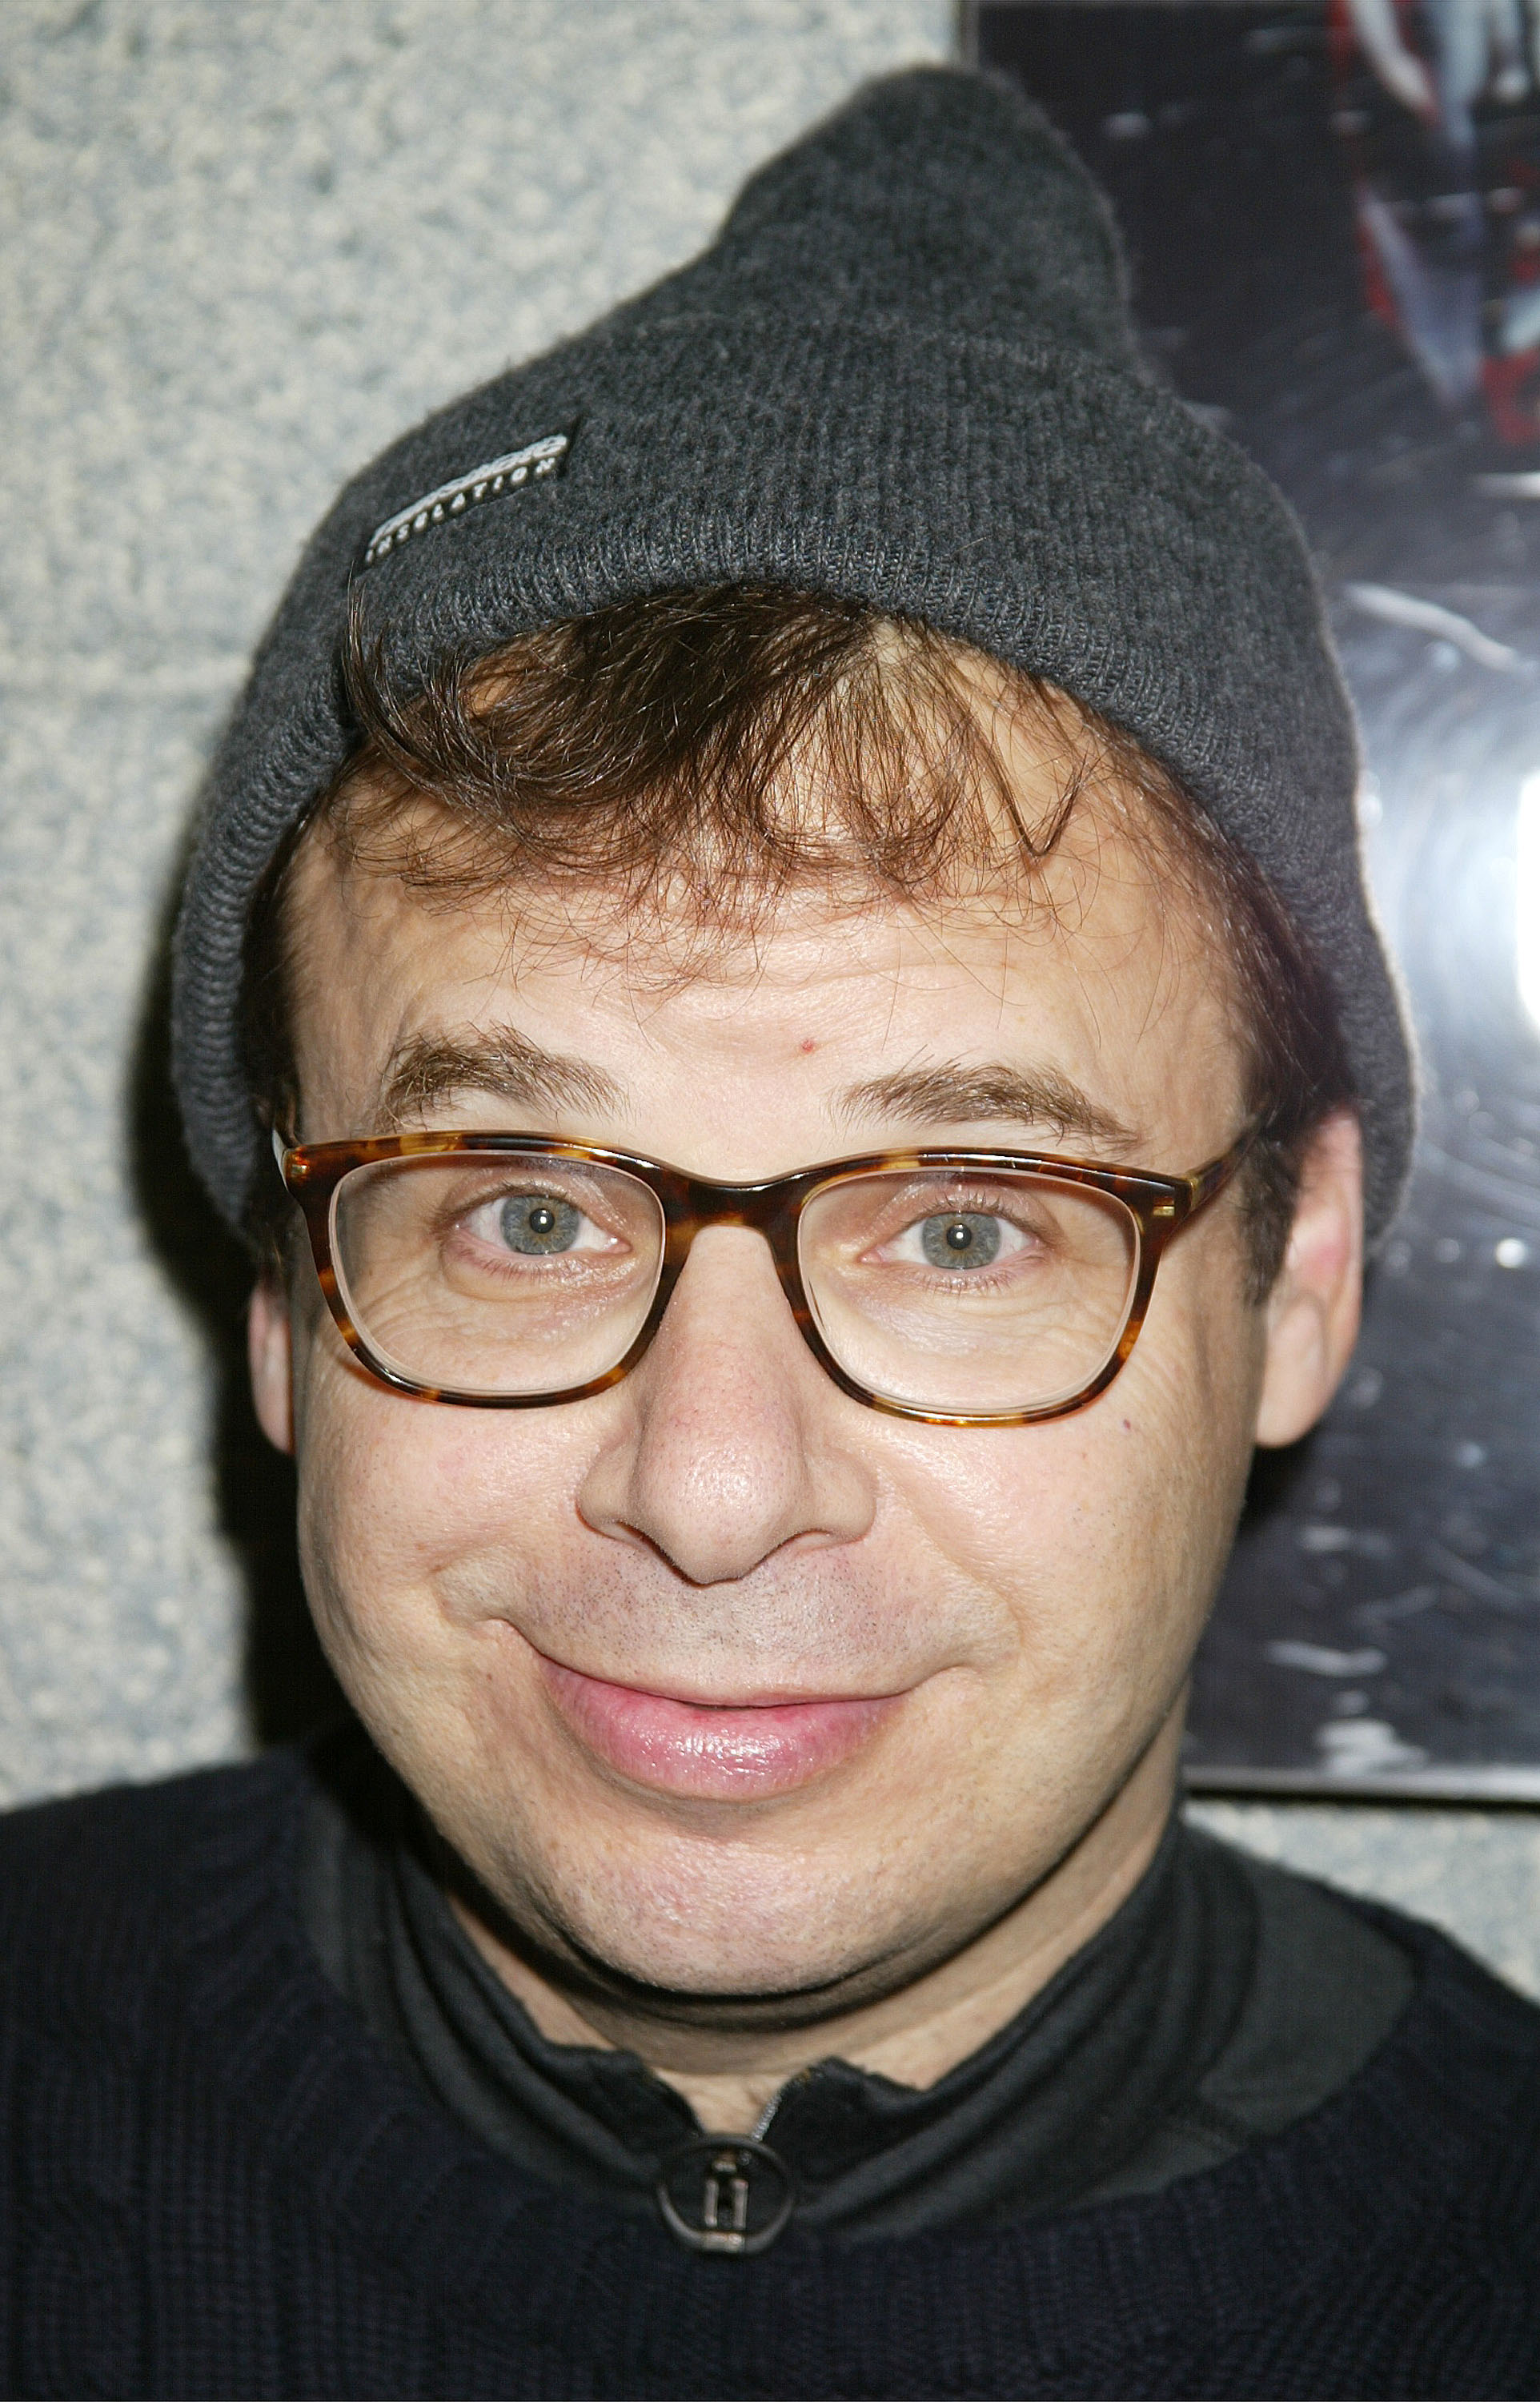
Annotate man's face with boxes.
[262,758,1287,2013]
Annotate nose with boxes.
[576,1227,876,1586]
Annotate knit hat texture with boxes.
[172,65,1414,1239]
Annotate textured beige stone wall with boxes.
[4,0,1538,1994]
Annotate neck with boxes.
[449,1708,1184,2135]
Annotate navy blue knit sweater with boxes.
[4,1751,1540,2400]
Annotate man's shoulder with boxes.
[1221,1829,1540,2036]
[0,1748,307,1888]
[0,1749,311,2031]
[1192,1830,1540,2202]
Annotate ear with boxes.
[248,1271,295,1456]
[1253,1110,1365,1449]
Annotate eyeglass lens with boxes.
[330,1155,1141,1413]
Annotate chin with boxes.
[495,1817,964,2010]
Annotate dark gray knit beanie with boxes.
[172,64,1414,1240]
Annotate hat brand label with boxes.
[360,432,571,568]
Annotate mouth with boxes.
[536,1655,905,1800]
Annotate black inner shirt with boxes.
[298,1737,1413,2248]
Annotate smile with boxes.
[536,1656,904,1799]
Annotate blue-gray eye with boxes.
[499,1194,581,1255]
[920,1212,1002,1271]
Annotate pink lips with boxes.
[539,1657,900,1799]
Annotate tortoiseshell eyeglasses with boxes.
[273,1126,1253,1427]
[274,1124,1249,1422]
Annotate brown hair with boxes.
[241,584,1354,1295]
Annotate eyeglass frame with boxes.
[271,1123,1256,1428]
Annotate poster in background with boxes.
[969,1,1540,1796]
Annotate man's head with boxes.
[170,67,1408,2044]
[238,584,1363,2017]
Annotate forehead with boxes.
[283,757,1245,1169]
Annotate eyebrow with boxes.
[833,1061,1135,1151]
[373,1030,1133,1155]
[375,1026,626,1127]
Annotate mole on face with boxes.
[799,1038,817,1054]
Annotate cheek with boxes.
[886,1252,1261,1704]
[290,1328,592,1667]
[1097,1240,1265,1643]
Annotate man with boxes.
[4,64,1538,2401]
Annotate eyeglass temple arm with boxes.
[1181,1123,1259,1218]
[271,1125,307,1187]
